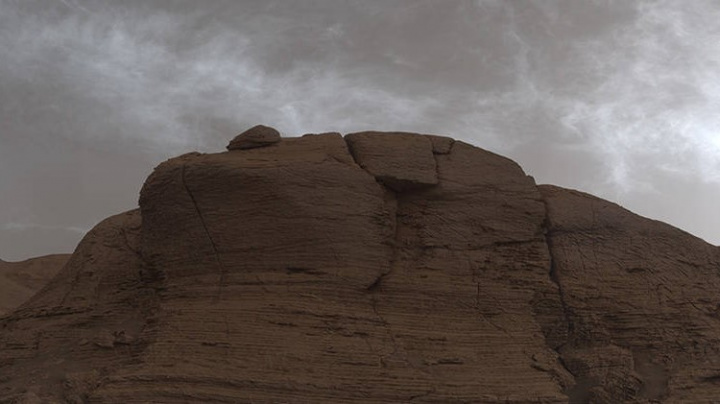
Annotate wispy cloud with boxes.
[0,0,718,250]
[0,2,445,155]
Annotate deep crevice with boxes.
[180,164,226,301]
[342,135,363,169]
[540,196,579,397]
[431,153,441,186]
[120,226,146,265]
[365,272,386,292]
[342,134,403,292]
[344,134,437,381]
[366,189,401,291]
[544,227,574,337]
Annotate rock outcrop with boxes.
[1,129,718,403]
[226,124,282,150]
[344,132,439,191]
[0,254,70,317]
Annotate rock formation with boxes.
[1,129,719,403]
[226,124,282,150]
[0,254,70,317]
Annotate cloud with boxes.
[0,1,450,156]
[3,1,718,185]
[0,0,718,252]
[537,0,720,190]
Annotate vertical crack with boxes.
[545,228,574,338]
[120,226,145,264]
[367,190,401,291]
[540,197,579,396]
[367,192,400,357]
[431,151,441,184]
[370,296,399,363]
[429,136,454,182]
[180,164,226,301]
[342,134,362,168]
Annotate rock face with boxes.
[539,185,720,402]
[1,130,719,403]
[0,254,70,317]
[226,124,281,150]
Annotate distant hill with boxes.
[0,254,70,316]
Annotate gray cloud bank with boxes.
[1,0,718,260]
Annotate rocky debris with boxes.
[345,131,438,191]
[0,254,69,317]
[226,124,281,150]
[1,130,719,402]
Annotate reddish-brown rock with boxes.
[0,210,158,403]
[345,131,439,191]
[226,124,281,150]
[539,185,720,402]
[426,134,455,155]
[1,131,719,403]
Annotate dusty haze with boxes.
[1,0,719,261]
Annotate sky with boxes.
[1,0,719,261]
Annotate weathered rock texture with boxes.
[0,254,69,317]
[540,185,720,402]
[1,130,719,403]
[345,132,438,191]
[226,124,281,150]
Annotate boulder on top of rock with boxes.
[345,131,437,191]
[227,125,281,150]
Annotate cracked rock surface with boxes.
[1,131,719,403]
[540,185,720,402]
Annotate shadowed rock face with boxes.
[539,185,720,402]
[1,130,719,403]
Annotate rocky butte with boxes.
[1,127,719,403]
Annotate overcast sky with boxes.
[1,0,719,261]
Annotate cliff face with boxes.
[0,131,718,403]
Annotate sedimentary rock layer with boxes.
[1,130,718,403]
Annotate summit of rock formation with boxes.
[226,124,282,150]
[1,129,719,403]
